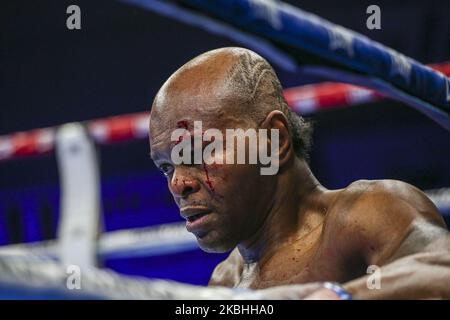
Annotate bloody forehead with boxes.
[176,120,189,130]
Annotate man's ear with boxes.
[259,110,294,169]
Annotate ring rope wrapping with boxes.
[120,0,450,129]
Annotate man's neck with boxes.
[237,158,327,265]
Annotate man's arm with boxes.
[343,230,450,299]
[321,180,450,299]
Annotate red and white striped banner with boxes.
[0,113,149,161]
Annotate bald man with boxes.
[149,47,450,299]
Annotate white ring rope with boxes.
[0,255,259,299]
[0,222,197,260]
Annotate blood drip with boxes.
[175,120,220,196]
[202,162,215,192]
[176,120,189,130]
[174,120,189,146]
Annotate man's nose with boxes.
[169,169,200,199]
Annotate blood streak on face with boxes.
[202,162,215,192]
[174,120,189,145]
[176,120,189,130]
[200,129,216,193]
[175,119,216,193]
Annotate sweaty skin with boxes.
[149,47,450,299]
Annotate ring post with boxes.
[56,123,102,270]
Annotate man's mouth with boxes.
[180,206,212,232]
[186,211,209,222]
[180,206,210,218]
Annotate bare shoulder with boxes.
[208,248,243,287]
[323,179,447,265]
[335,179,444,225]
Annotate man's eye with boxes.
[159,164,174,176]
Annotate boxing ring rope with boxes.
[0,222,197,260]
[0,254,262,299]
[120,0,450,131]
[285,61,450,114]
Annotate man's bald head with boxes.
[151,47,312,159]
[149,48,313,252]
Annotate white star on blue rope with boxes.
[249,0,283,30]
[389,50,412,84]
[328,25,355,57]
